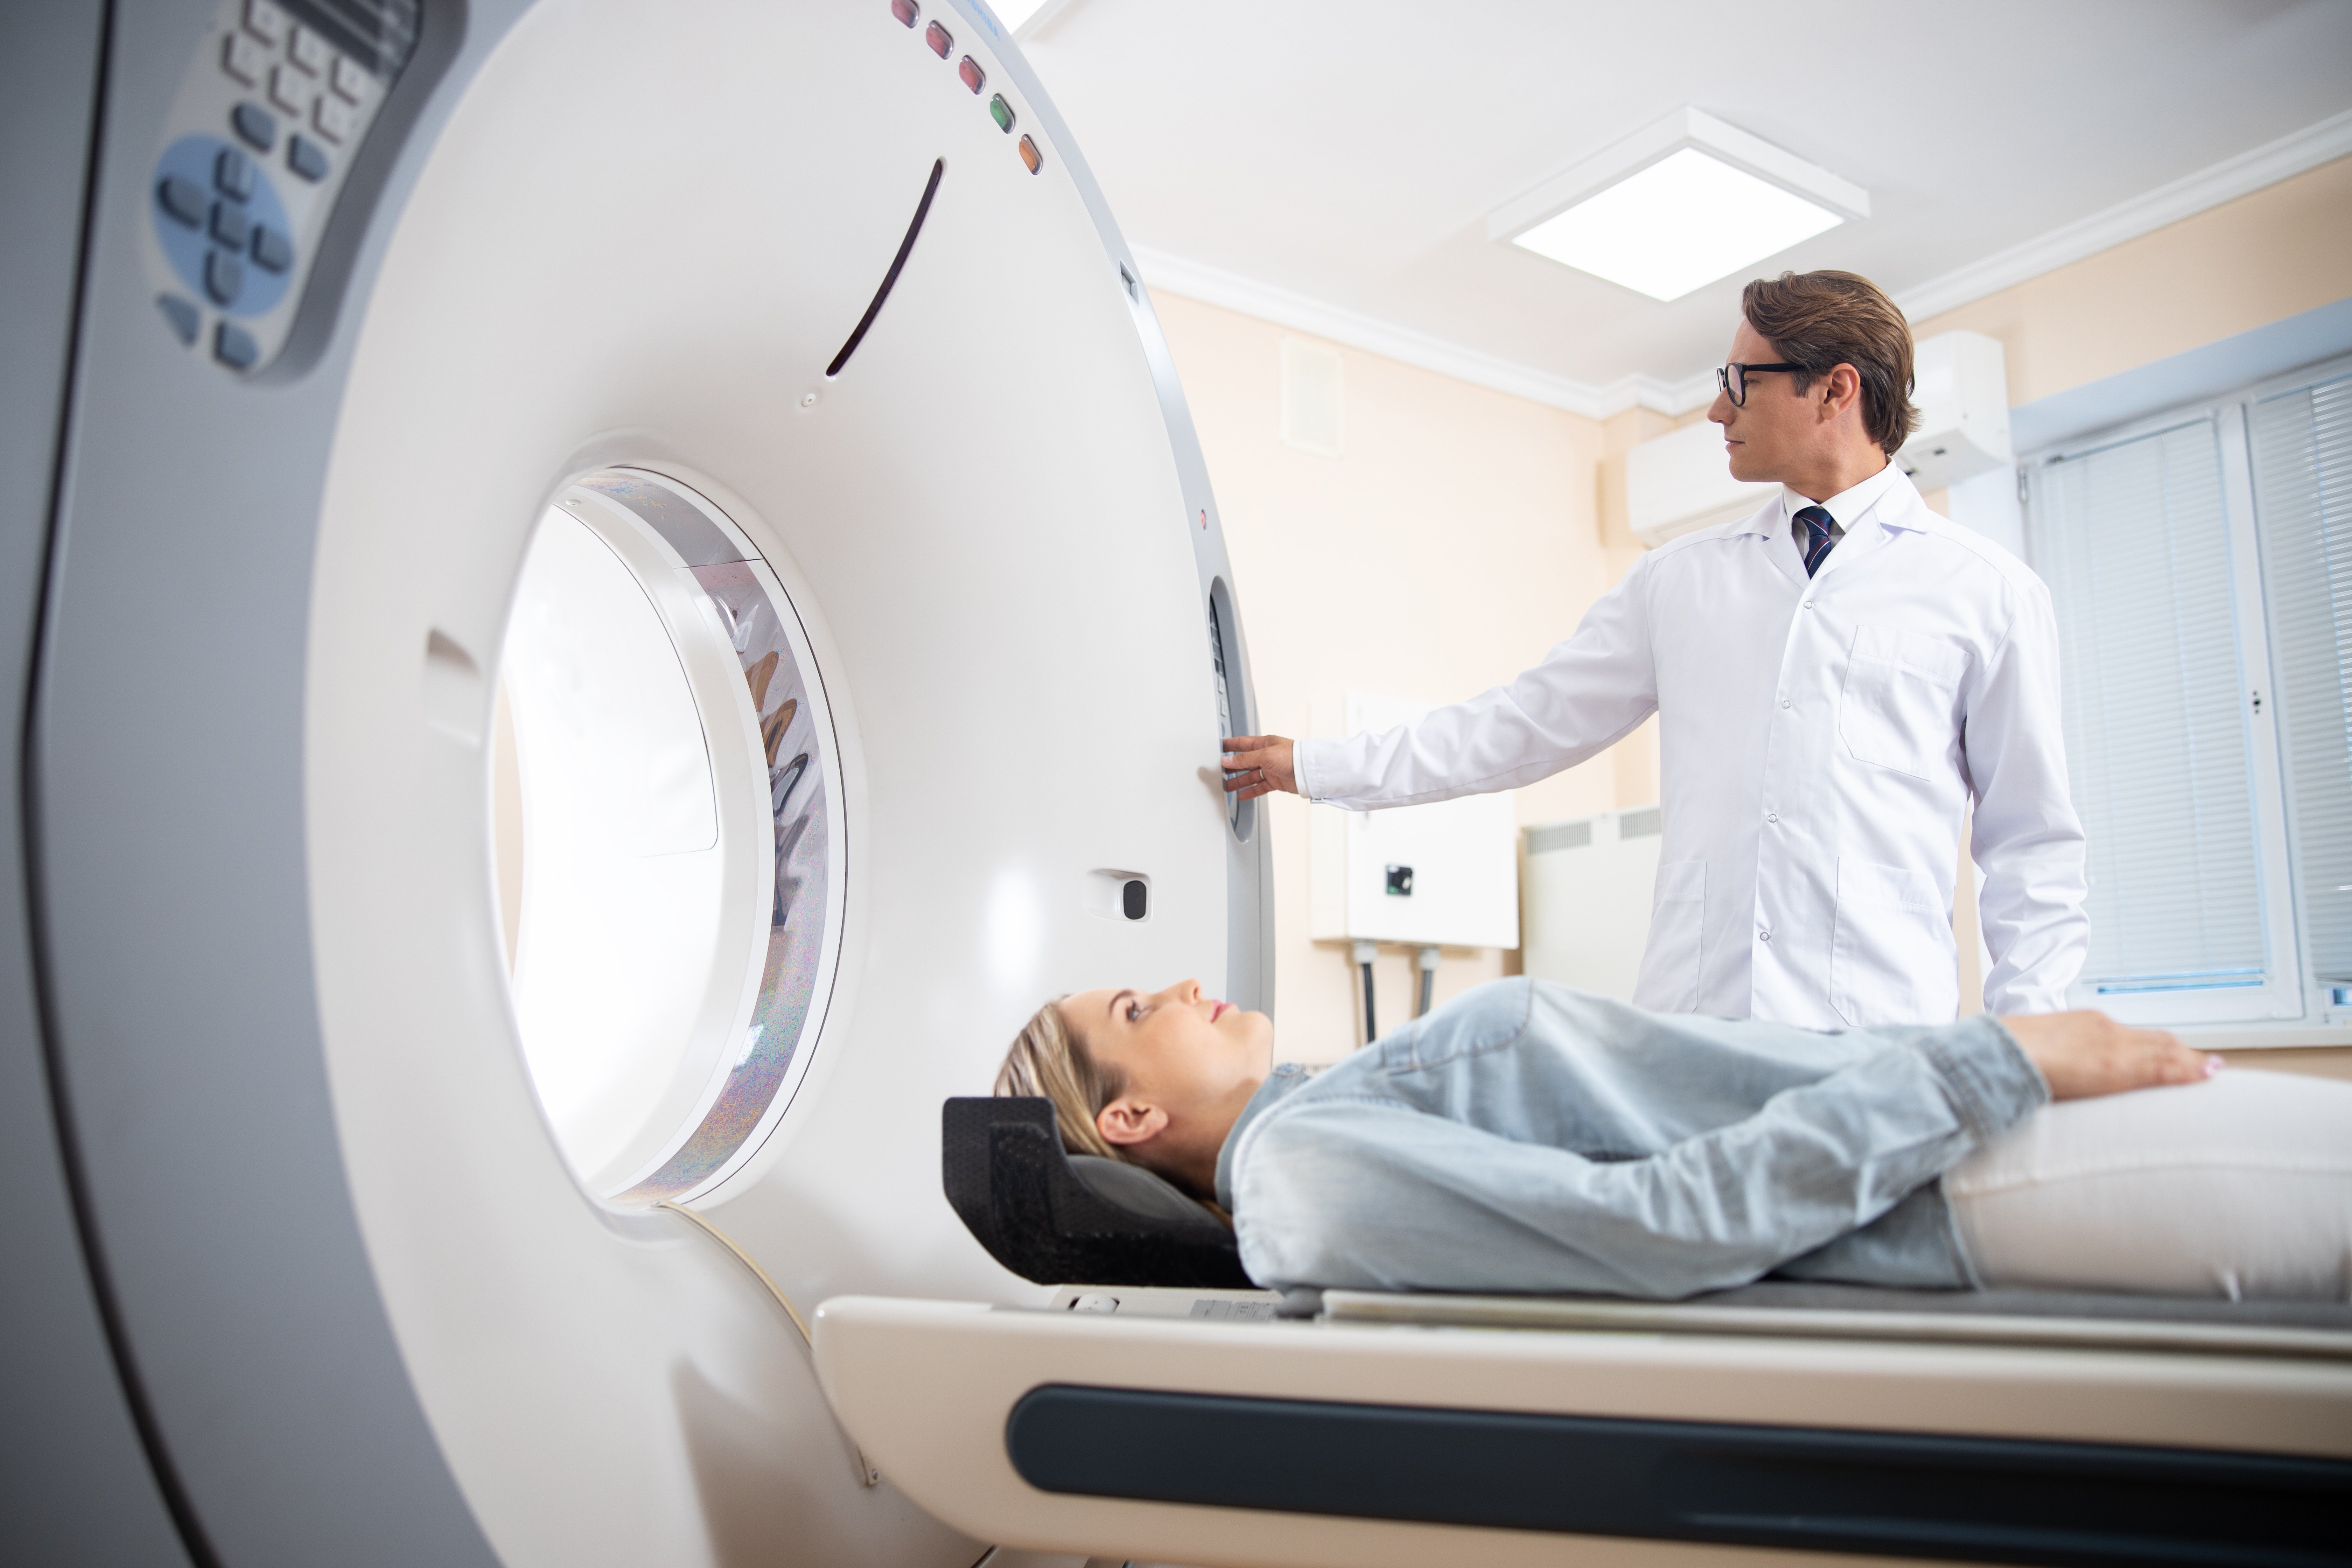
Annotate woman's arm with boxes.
[1229,1015,2056,1300]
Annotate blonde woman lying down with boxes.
[996,976,2352,1301]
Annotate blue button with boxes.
[287,135,328,182]
[214,321,258,370]
[250,224,292,274]
[215,146,255,201]
[155,135,292,319]
[209,201,250,249]
[156,294,200,345]
[157,174,206,226]
[204,248,245,306]
[232,102,276,152]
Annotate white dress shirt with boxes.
[1295,464,2089,1026]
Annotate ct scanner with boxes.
[2,5,2347,1568]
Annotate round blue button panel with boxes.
[152,134,292,319]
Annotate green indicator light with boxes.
[988,94,1015,133]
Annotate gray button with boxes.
[1758,929,1772,942]
[1781,698,1792,709]
[156,294,200,345]
[250,224,292,274]
[1766,812,1778,823]
[209,201,250,249]
[158,174,206,226]
[215,146,255,201]
[1803,598,1814,608]
[204,248,245,306]
[232,101,277,151]
[214,320,258,370]
[287,134,329,182]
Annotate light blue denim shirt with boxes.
[1213,978,2047,1299]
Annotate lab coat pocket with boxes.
[1830,858,1955,1027]
[1839,624,1967,778]
[1635,859,1705,1014]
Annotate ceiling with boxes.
[1021,0,2352,409]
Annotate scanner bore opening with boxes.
[492,469,841,1206]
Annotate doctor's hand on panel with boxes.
[1220,735,1296,802]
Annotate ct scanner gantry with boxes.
[5,5,2349,1568]
[8,1,1265,1564]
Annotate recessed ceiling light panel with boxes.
[1512,148,1844,301]
[1492,108,1869,303]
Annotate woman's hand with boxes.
[1221,735,1297,801]
[1997,1010,2218,1100]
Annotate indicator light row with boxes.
[889,0,1043,176]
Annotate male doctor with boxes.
[1222,270,2087,1027]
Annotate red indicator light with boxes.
[1018,134,1042,174]
[925,20,951,57]
[958,56,984,93]
[890,0,917,26]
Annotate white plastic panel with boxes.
[300,2,1251,1562]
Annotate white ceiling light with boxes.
[1490,108,1869,303]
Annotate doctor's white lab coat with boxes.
[1294,469,2089,1026]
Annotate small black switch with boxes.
[215,146,255,201]
[1122,879,1148,921]
[287,135,329,182]
[1385,864,1414,897]
[157,174,207,226]
[214,320,258,370]
[204,248,245,306]
[209,201,250,249]
[232,102,276,151]
[250,224,292,273]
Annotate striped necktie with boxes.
[1794,504,1838,577]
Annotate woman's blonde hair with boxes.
[994,998,1231,1225]
[995,997,1126,1160]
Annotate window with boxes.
[2025,357,2352,1034]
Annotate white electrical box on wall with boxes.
[1520,804,1664,1001]
[1899,329,2012,492]
[1309,694,1520,950]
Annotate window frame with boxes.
[2022,350,2352,1046]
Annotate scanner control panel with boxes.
[146,0,418,374]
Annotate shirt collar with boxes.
[1781,459,1907,534]
[1213,1063,1314,1210]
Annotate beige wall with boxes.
[1914,153,2352,407]
[1155,293,1625,1061]
[1161,153,2352,1064]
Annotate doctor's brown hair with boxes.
[1741,270,1920,456]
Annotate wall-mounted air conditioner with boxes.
[1898,330,2012,492]
[1625,419,1777,548]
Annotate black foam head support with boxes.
[941,1097,1253,1288]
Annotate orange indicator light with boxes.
[1018,134,1042,174]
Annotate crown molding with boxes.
[1896,107,2352,324]
[1129,246,1716,419]
[1133,109,2352,424]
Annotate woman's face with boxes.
[1060,979,1273,1146]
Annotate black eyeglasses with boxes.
[1717,361,1803,406]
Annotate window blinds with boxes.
[2249,372,2352,985]
[2030,419,2267,991]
